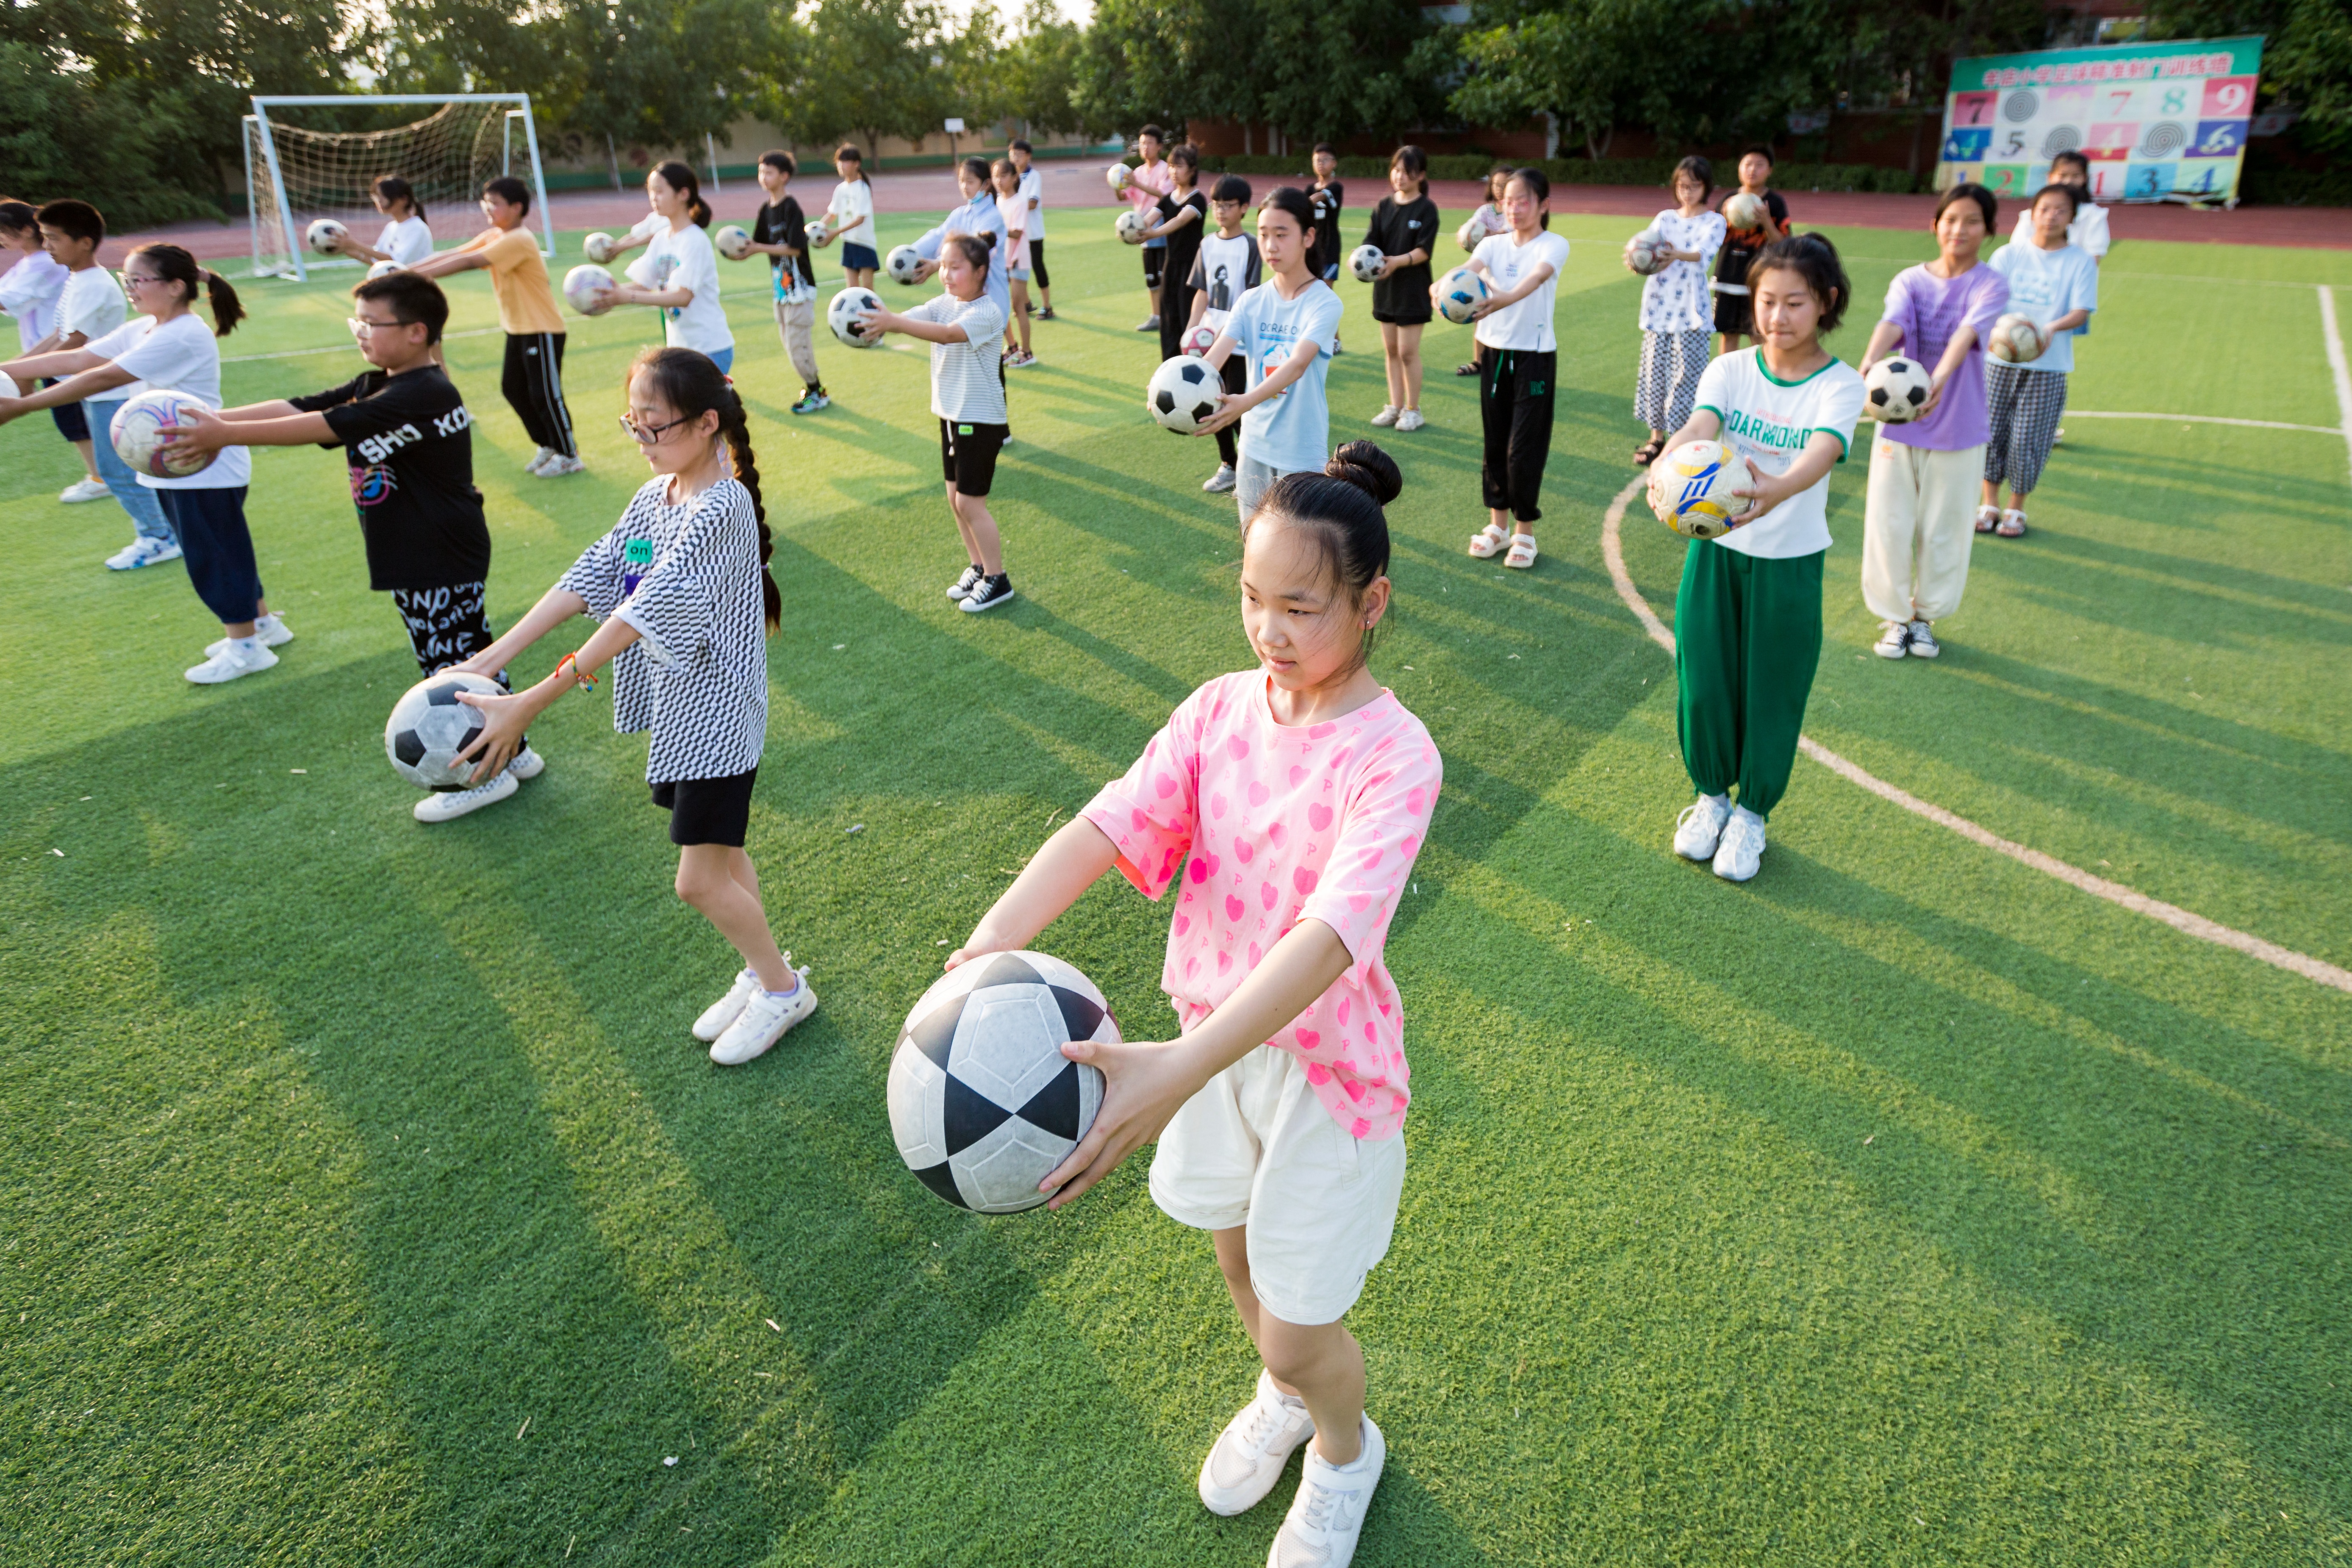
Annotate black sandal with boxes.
[1455,362,1478,376]
[1632,437,1665,466]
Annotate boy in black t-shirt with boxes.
[167,272,544,823]
[750,150,828,414]
[1712,145,1792,356]
[1307,142,1345,352]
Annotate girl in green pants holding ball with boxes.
[1645,233,1865,882]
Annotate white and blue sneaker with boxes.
[1268,1416,1384,1568]
[1199,1370,1315,1516]
[205,613,293,659]
[184,638,277,685]
[106,536,182,571]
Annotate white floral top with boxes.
[1638,208,1727,334]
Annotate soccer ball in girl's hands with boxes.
[1623,231,1669,275]
[1988,313,2049,364]
[1106,163,1134,196]
[1182,322,1218,356]
[583,231,618,264]
[109,391,216,480]
[1722,191,1769,230]
[1864,355,1933,422]
[1115,208,1154,245]
[563,264,615,316]
[304,218,348,256]
[1148,355,1223,433]
[805,217,831,247]
[885,244,924,284]
[366,259,404,280]
[1456,217,1485,253]
[385,672,504,791]
[1656,440,1751,539]
[829,285,885,347]
[1433,265,1489,325]
[714,224,753,261]
[887,949,1114,1214]
[1348,244,1387,283]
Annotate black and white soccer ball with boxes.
[1347,244,1387,283]
[829,286,885,347]
[1864,355,1933,422]
[885,244,924,284]
[1148,355,1222,435]
[384,672,502,791]
[887,950,1115,1214]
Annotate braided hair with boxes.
[629,347,780,631]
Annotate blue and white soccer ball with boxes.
[887,950,1116,1214]
[1657,439,1750,539]
[1434,265,1489,325]
[384,672,504,790]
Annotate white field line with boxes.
[1600,476,2352,994]
[2319,285,2352,487]
[2066,410,2343,435]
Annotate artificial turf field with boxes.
[4,205,2350,1566]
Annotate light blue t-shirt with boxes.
[1224,278,1343,474]
[1987,240,2098,374]
[915,194,1010,319]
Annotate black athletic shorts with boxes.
[1712,289,1754,336]
[1143,245,1165,291]
[939,417,1007,496]
[651,766,757,847]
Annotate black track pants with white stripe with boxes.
[502,332,577,459]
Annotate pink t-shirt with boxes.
[1127,159,1177,211]
[1082,671,1442,1140]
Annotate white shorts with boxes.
[1149,1043,1406,1326]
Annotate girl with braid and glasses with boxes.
[453,347,819,1068]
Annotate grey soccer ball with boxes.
[384,672,503,791]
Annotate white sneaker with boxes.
[527,446,556,475]
[1268,1416,1384,1568]
[1370,405,1399,427]
[1906,619,1940,658]
[693,967,764,1042]
[1199,1370,1316,1516]
[105,536,183,571]
[536,454,584,477]
[205,613,293,659]
[1712,806,1766,883]
[710,962,818,1065]
[507,744,545,781]
[60,477,111,503]
[412,767,519,822]
[946,563,984,601]
[1204,464,1237,494]
[1672,793,1731,861]
[1395,410,1424,432]
[184,640,278,685]
[1873,621,1910,659]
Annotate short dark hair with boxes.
[1169,144,1200,174]
[1935,180,1997,230]
[1673,154,1715,203]
[2050,148,2091,176]
[480,176,530,214]
[1312,142,1338,157]
[2030,181,2081,217]
[760,148,795,175]
[1392,144,1428,197]
[1211,174,1253,205]
[36,198,104,245]
[1008,137,1032,154]
[1740,144,1776,168]
[1251,441,1404,669]
[355,271,450,344]
[1744,232,1850,333]
[1138,124,1165,144]
[0,197,36,235]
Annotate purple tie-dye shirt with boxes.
[1877,262,2009,451]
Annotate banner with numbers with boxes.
[1936,35,2264,207]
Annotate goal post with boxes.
[244,94,555,282]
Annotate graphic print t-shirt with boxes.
[754,197,815,290]
[1189,232,1261,332]
[1307,180,1345,276]
[1154,189,1209,299]
[1224,278,1342,474]
[1691,348,1866,560]
[290,364,490,591]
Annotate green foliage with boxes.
[996,0,1089,139]
[0,44,227,224]
[2149,0,2352,153]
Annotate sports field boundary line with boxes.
[2319,285,2352,485]
[2065,410,2345,435]
[1598,476,2352,995]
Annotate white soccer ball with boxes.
[885,244,925,284]
[1115,208,1154,245]
[366,259,405,280]
[583,231,618,264]
[1182,321,1218,357]
[562,264,615,316]
[887,949,1114,1214]
[804,216,830,247]
[1433,265,1489,325]
[1722,191,1769,231]
[1148,355,1223,433]
[1988,312,2049,364]
[0,372,20,399]
[384,672,504,791]
[829,285,885,347]
[1106,163,1134,196]
[1656,439,1750,540]
[1623,230,1669,275]
[304,218,348,256]
[108,391,216,480]
[1456,216,1485,253]
[1864,355,1934,422]
[1348,244,1387,284]
[714,224,753,262]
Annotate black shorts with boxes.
[940,417,1007,496]
[1143,246,1165,291]
[651,766,757,847]
[1712,290,1754,336]
[48,383,88,444]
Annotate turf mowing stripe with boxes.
[2320,285,2352,485]
[1600,476,2352,996]
[2063,411,2345,434]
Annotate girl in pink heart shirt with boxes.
[948,439,1436,1568]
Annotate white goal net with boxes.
[244,94,553,281]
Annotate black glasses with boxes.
[618,412,692,444]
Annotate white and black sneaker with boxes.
[946,563,984,601]
[1267,1416,1385,1568]
[1873,621,1910,660]
[959,573,1015,613]
[1203,464,1237,494]
[1198,1369,1315,1516]
[1905,619,1940,658]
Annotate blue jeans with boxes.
[86,400,176,544]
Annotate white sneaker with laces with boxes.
[412,767,519,822]
[60,477,111,503]
[1268,1416,1385,1568]
[1905,618,1940,658]
[1198,1370,1316,1516]
[105,536,183,571]
[506,744,545,781]
[1672,793,1731,861]
[1712,806,1767,883]
[527,446,555,475]
[205,613,294,659]
[693,967,763,1042]
[959,574,1015,613]
[1394,410,1424,432]
[1873,621,1910,659]
[946,563,984,601]
[185,639,278,685]
[1370,405,1399,427]
[536,454,585,477]
[1204,464,1237,494]
[711,961,817,1065]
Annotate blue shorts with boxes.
[840,241,879,273]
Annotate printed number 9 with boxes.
[2160,87,2187,115]
[2215,83,2247,113]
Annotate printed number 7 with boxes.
[2109,89,2133,114]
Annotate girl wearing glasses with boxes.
[444,347,817,1067]
[0,243,277,685]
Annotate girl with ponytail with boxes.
[599,161,737,371]
[452,346,813,1066]
[943,438,1439,1568]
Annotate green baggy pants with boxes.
[1673,541,1824,821]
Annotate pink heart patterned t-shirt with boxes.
[1081,670,1442,1140]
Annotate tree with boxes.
[1249,0,1444,143]
[2150,0,2352,153]
[784,0,965,158]
[997,0,1087,138]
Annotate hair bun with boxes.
[1325,441,1403,507]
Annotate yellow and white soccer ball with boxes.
[1106,163,1134,196]
[1656,440,1751,539]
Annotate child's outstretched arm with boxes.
[451,591,637,780]
[949,816,1121,962]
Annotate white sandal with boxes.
[1468,522,1508,558]
[1504,532,1539,569]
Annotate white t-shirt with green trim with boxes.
[1692,347,1865,559]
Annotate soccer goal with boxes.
[243,94,554,282]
